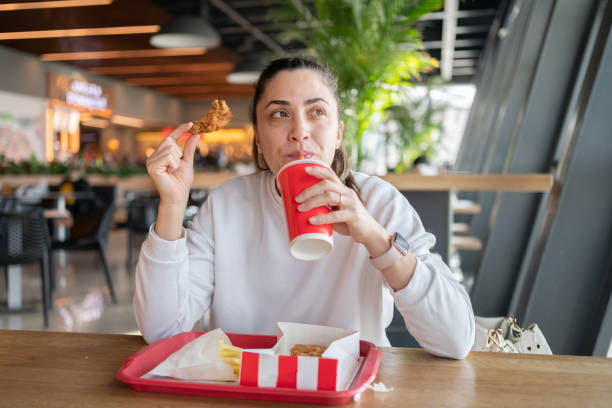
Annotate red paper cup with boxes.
[277,159,334,260]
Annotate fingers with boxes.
[182,134,200,165]
[297,189,344,212]
[147,123,197,175]
[166,153,180,173]
[156,140,183,159]
[150,121,191,155]
[295,177,345,206]
[146,150,181,176]
[308,209,352,225]
[167,122,193,141]
[295,165,342,205]
[146,141,183,176]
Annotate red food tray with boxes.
[117,331,381,405]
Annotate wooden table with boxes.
[0,172,554,194]
[43,208,73,225]
[0,330,610,407]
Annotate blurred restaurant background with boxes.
[0,0,610,357]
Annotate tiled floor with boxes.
[0,228,142,334]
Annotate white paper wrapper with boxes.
[143,328,235,381]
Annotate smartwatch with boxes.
[369,232,410,271]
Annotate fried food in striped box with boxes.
[289,344,327,357]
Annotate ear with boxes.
[337,120,344,147]
[253,127,261,151]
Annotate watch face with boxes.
[394,232,410,255]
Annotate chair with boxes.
[126,196,159,272]
[0,208,53,327]
[91,185,116,208]
[51,203,118,304]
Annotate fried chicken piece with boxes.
[190,99,233,134]
[289,344,327,357]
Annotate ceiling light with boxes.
[41,47,206,61]
[0,0,113,11]
[226,58,265,84]
[150,15,221,49]
[0,25,159,40]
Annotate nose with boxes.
[289,114,311,142]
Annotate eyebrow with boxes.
[305,97,328,106]
[264,97,329,110]
[264,100,289,109]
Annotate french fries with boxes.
[219,339,242,377]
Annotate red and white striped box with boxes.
[239,322,360,391]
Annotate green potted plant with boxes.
[383,82,446,173]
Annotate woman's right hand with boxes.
[146,122,200,208]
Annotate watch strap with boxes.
[370,233,405,271]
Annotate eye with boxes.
[310,108,326,117]
[271,111,288,119]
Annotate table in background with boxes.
[0,330,610,407]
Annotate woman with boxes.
[135,58,474,359]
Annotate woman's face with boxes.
[255,69,343,175]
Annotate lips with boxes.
[287,151,315,160]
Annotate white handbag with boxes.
[472,316,552,354]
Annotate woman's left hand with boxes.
[294,165,384,246]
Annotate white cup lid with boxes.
[290,233,334,261]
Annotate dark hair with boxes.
[250,57,360,196]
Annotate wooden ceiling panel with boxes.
[0,0,170,32]
[87,62,235,75]
[68,47,241,68]
[1,34,160,54]
[179,91,255,101]
[155,84,253,95]
[124,74,232,86]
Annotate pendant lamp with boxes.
[150,1,220,49]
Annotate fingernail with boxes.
[295,195,303,203]
[309,216,318,223]
[297,204,305,211]
[305,166,312,172]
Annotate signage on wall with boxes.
[48,72,113,117]
[66,80,107,110]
